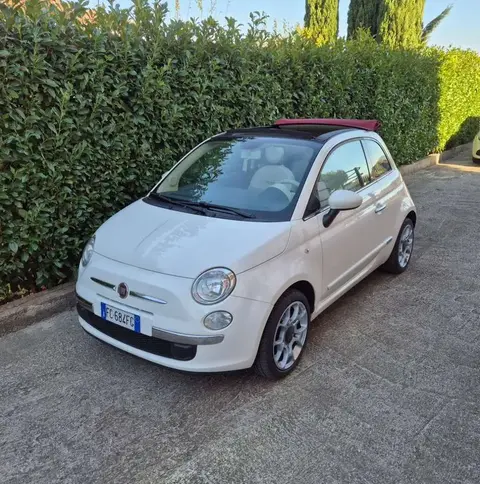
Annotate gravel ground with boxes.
[1,152,479,484]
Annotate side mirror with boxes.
[329,190,362,211]
[323,190,362,228]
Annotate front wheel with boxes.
[381,218,415,274]
[254,289,310,379]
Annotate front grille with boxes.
[77,305,196,361]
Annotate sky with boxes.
[103,0,479,52]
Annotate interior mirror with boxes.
[241,149,261,160]
[323,190,362,228]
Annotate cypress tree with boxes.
[347,0,382,39]
[377,0,425,48]
[304,0,339,44]
[349,0,447,48]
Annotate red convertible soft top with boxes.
[274,118,381,132]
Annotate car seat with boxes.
[290,157,310,182]
[249,146,295,191]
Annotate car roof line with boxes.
[214,126,323,141]
[274,118,381,131]
[213,125,378,144]
[316,128,359,142]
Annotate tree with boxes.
[348,0,452,48]
[422,4,452,43]
[304,0,339,44]
[377,0,425,48]
[347,0,381,39]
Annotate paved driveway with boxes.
[1,151,479,484]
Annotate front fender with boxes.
[395,179,417,234]
[235,220,318,308]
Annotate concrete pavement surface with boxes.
[1,151,479,484]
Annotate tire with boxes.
[381,218,415,274]
[254,289,310,379]
[472,157,480,165]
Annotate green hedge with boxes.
[0,1,479,293]
[436,48,480,150]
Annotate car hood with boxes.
[94,199,291,278]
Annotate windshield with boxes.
[151,135,321,222]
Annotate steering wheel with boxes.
[258,184,292,206]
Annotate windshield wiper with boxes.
[183,200,256,219]
[148,193,255,219]
[147,192,208,215]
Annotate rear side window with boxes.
[316,140,370,209]
[362,139,392,181]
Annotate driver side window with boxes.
[306,140,371,215]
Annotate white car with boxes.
[473,130,480,164]
[76,118,416,379]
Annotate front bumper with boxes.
[76,253,273,372]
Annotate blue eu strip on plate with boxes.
[134,314,141,333]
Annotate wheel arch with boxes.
[406,210,417,226]
[255,278,316,347]
[252,279,315,378]
[264,279,315,318]
[288,280,315,314]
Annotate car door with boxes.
[361,138,399,252]
[305,140,381,300]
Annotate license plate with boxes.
[100,302,141,333]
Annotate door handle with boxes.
[375,204,387,214]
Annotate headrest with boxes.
[265,146,284,164]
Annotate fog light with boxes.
[203,311,233,330]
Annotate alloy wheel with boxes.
[273,301,308,370]
[398,224,414,268]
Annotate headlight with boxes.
[191,268,236,305]
[81,236,95,267]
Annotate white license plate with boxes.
[100,302,141,333]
